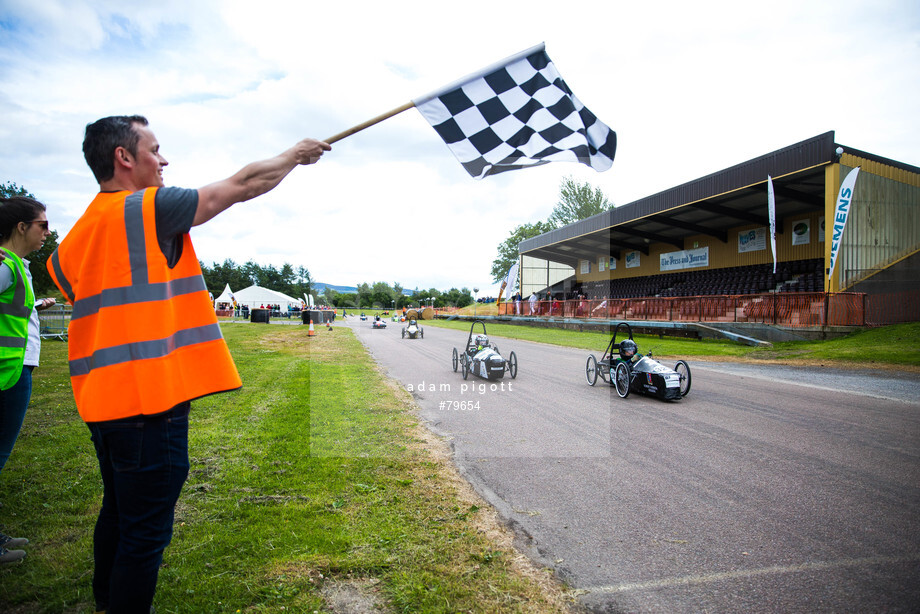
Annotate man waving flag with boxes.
[413,43,616,179]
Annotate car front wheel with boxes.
[675,360,691,397]
[585,355,598,386]
[614,362,630,398]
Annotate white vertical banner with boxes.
[828,167,861,280]
[767,175,777,274]
[499,261,519,302]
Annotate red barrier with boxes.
[488,291,893,327]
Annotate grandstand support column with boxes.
[825,162,842,293]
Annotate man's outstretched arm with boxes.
[193,137,330,226]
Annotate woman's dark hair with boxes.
[83,115,149,183]
[0,196,46,240]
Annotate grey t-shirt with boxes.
[154,186,198,267]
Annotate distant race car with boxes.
[402,319,424,339]
[360,313,367,321]
[372,314,387,329]
[585,322,690,400]
[452,320,517,380]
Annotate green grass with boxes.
[0,325,570,613]
[423,319,920,368]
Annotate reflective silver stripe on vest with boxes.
[0,335,27,349]
[69,322,224,377]
[0,269,29,319]
[125,191,149,285]
[71,276,207,321]
[50,249,75,304]
[67,189,206,322]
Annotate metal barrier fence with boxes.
[30,291,919,339]
[38,306,71,339]
[497,292,894,327]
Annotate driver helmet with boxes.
[409,319,417,326]
[475,334,490,348]
[618,339,638,360]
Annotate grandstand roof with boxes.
[519,131,919,267]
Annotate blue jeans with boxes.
[88,402,190,614]
[0,365,33,473]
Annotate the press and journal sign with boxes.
[660,246,710,272]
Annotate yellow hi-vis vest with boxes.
[0,249,34,390]
[47,189,241,422]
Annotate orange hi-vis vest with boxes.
[47,188,242,422]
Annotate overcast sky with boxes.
[2,0,918,297]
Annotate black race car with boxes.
[402,319,424,339]
[585,322,690,400]
[372,314,387,329]
[452,320,517,380]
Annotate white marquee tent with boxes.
[231,284,302,310]
[213,283,235,309]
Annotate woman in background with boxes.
[0,196,55,564]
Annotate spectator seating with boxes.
[582,259,824,299]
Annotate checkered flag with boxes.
[413,43,616,179]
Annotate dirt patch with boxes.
[321,578,390,614]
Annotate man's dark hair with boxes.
[0,196,46,240]
[83,115,149,184]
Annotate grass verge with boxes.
[0,325,575,613]
[422,319,920,369]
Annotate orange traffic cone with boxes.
[308,319,315,336]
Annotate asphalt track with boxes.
[339,315,920,613]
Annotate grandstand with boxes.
[515,132,919,328]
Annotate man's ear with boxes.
[114,146,133,168]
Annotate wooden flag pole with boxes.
[324,101,416,144]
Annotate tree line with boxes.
[321,283,473,310]
[200,262,474,310]
[200,259,313,302]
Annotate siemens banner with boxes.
[660,247,709,272]
[828,166,861,278]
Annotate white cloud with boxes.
[2,0,918,297]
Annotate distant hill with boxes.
[313,283,413,297]
[313,282,358,294]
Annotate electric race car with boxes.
[585,322,690,400]
[402,319,424,339]
[451,320,517,380]
[372,314,387,329]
